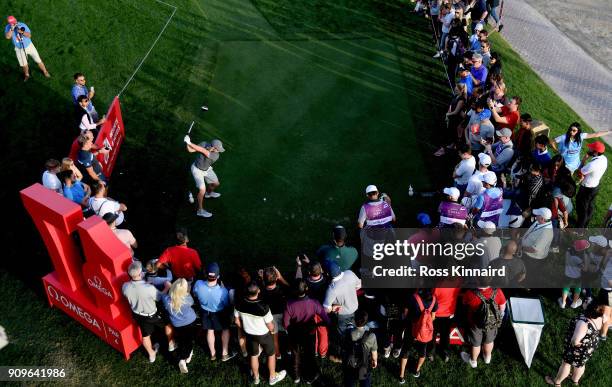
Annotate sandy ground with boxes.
[523,0,612,72]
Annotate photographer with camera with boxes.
[4,16,50,81]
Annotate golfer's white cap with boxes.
[588,235,608,248]
[365,185,378,194]
[477,220,496,234]
[478,153,491,166]
[443,187,460,199]
[480,171,497,185]
[532,207,552,220]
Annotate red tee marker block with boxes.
[21,183,140,359]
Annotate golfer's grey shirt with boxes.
[122,280,161,316]
[323,270,361,316]
[194,142,219,171]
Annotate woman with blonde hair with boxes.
[163,278,198,373]
[61,157,83,181]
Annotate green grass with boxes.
[0,0,611,386]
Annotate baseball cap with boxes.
[573,239,590,252]
[102,212,119,225]
[333,225,347,241]
[7,16,17,25]
[477,220,496,234]
[416,212,431,226]
[479,109,492,121]
[478,153,491,166]
[327,261,342,279]
[206,262,220,279]
[474,23,484,31]
[587,141,605,154]
[588,235,608,248]
[532,207,552,220]
[365,185,378,194]
[496,128,513,138]
[211,139,225,152]
[443,187,460,199]
[480,171,497,185]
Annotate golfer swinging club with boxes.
[184,134,224,218]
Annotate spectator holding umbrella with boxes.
[545,304,607,386]
[163,278,198,373]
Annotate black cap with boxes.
[102,212,119,225]
[333,225,347,241]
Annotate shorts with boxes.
[191,163,219,190]
[272,314,286,334]
[467,325,498,347]
[597,289,612,307]
[201,309,230,331]
[15,44,41,66]
[246,332,275,357]
[132,311,167,338]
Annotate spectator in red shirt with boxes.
[488,96,521,135]
[156,229,202,282]
[433,287,461,362]
[460,287,506,368]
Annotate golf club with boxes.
[186,120,194,135]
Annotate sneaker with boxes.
[44,71,51,78]
[461,351,477,368]
[186,350,193,364]
[433,51,442,58]
[428,353,434,362]
[178,359,188,374]
[384,346,392,358]
[399,377,406,384]
[294,377,301,384]
[253,376,260,385]
[498,24,504,33]
[149,343,160,363]
[551,246,560,253]
[201,105,209,111]
[599,336,607,341]
[222,352,236,362]
[570,299,583,309]
[270,370,287,386]
[196,209,213,218]
[276,355,282,360]
[168,340,178,352]
[242,351,249,358]
[558,297,565,309]
[24,74,30,82]
[392,348,401,359]
[483,354,491,364]
[205,191,221,199]
[412,371,420,378]
[443,353,450,363]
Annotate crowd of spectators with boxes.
[33,2,612,386]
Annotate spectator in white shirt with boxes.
[76,95,105,133]
[42,159,62,194]
[454,143,476,194]
[576,142,607,228]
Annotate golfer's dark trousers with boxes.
[433,316,452,354]
[575,185,599,228]
[288,324,318,381]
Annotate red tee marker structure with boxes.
[20,184,140,359]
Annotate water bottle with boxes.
[408,185,414,197]
[188,192,194,203]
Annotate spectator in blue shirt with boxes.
[470,53,488,86]
[4,16,50,80]
[72,73,99,121]
[533,135,552,166]
[458,66,474,96]
[193,262,236,362]
[163,278,197,373]
[57,170,91,207]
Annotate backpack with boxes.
[448,36,465,58]
[345,331,371,370]
[411,294,436,342]
[474,289,503,330]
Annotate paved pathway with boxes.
[501,0,612,144]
